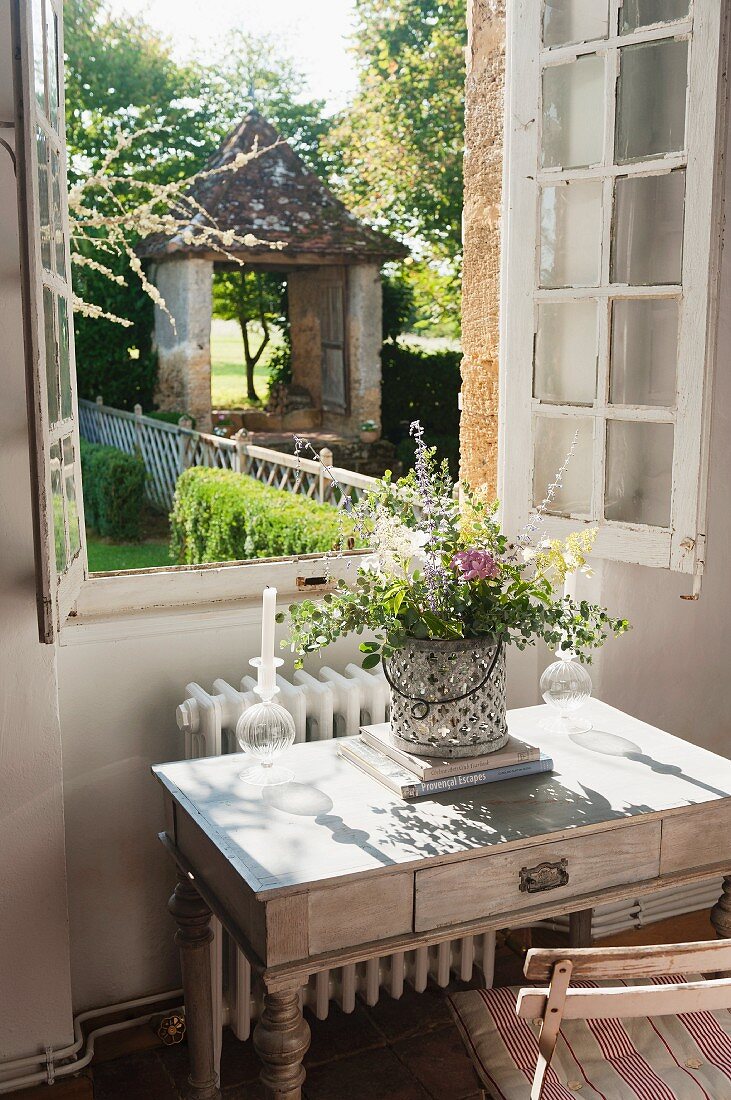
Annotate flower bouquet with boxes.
[281,424,628,758]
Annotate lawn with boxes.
[86,534,173,572]
[210,318,283,408]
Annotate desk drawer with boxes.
[661,802,731,875]
[415,821,661,933]
[308,873,413,955]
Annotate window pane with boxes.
[36,127,51,271]
[534,301,598,404]
[45,1,59,131]
[49,440,67,573]
[32,0,45,113]
[605,421,673,526]
[611,171,685,285]
[51,149,66,280]
[43,286,59,424]
[543,0,609,48]
[542,55,605,169]
[533,416,593,515]
[616,40,688,164]
[610,299,677,406]
[621,0,690,33]
[62,436,81,559]
[58,295,72,420]
[540,181,603,287]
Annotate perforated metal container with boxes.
[383,636,508,759]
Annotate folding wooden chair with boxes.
[448,939,731,1099]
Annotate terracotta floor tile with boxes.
[218,1028,264,1087]
[361,982,451,1041]
[305,1001,386,1068]
[303,1046,431,1100]
[393,1025,482,1100]
[91,1050,179,1100]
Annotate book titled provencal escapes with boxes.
[338,736,553,800]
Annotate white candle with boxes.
[563,569,577,602]
[260,586,277,674]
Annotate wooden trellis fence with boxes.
[78,397,377,512]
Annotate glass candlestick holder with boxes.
[237,657,296,786]
[539,649,593,735]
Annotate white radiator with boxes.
[175,663,496,1068]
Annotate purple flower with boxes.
[452,549,500,582]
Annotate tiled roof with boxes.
[137,111,407,263]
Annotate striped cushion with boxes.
[448,976,731,1100]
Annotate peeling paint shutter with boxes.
[12,0,87,641]
[320,277,348,413]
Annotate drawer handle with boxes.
[519,858,569,894]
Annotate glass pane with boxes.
[43,286,59,424]
[542,55,605,169]
[544,0,609,47]
[534,301,598,404]
[616,40,688,163]
[51,149,67,280]
[605,421,674,526]
[62,436,81,559]
[36,127,51,271]
[49,440,67,573]
[533,416,593,515]
[32,0,45,113]
[611,171,685,285]
[621,0,690,33]
[540,181,603,288]
[58,296,72,420]
[610,299,678,406]
[45,2,59,131]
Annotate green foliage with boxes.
[266,344,293,392]
[170,469,349,565]
[328,0,466,329]
[380,342,461,443]
[212,271,288,401]
[145,410,196,427]
[86,536,172,572]
[283,437,629,668]
[382,270,417,343]
[397,433,459,480]
[80,440,147,540]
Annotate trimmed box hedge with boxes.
[170,467,347,565]
[80,439,147,541]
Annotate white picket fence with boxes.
[78,397,378,512]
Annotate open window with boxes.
[500,0,727,572]
[13,0,87,640]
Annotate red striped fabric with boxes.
[651,974,731,1086]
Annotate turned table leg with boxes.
[253,987,311,1100]
[569,908,593,948]
[168,877,221,1100]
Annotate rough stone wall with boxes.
[152,258,214,431]
[460,0,506,496]
[288,267,330,412]
[332,262,382,436]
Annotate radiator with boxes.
[175,663,496,1068]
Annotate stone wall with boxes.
[460,0,506,496]
[152,258,214,431]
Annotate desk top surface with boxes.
[153,699,731,897]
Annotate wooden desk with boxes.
[153,699,731,1100]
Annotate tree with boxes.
[328,0,466,332]
[212,271,287,402]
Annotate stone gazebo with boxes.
[138,112,407,438]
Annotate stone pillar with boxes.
[152,258,214,432]
[460,0,506,496]
[339,263,382,437]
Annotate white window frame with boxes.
[13,0,363,639]
[499,0,727,573]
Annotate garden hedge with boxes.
[380,342,461,443]
[170,468,348,565]
[80,440,147,540]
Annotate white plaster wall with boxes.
[57,624,362,1011]
[0,0,74,1059]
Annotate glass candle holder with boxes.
[539,649,593,734]
[236,695,296,786]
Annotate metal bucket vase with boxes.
[383,636,508,759]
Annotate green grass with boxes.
[210,318,282,409]
[86,534,174,572]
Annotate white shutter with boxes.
[12,0,86,640]
[500,0,726,573]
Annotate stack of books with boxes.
[338,722,553,800]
